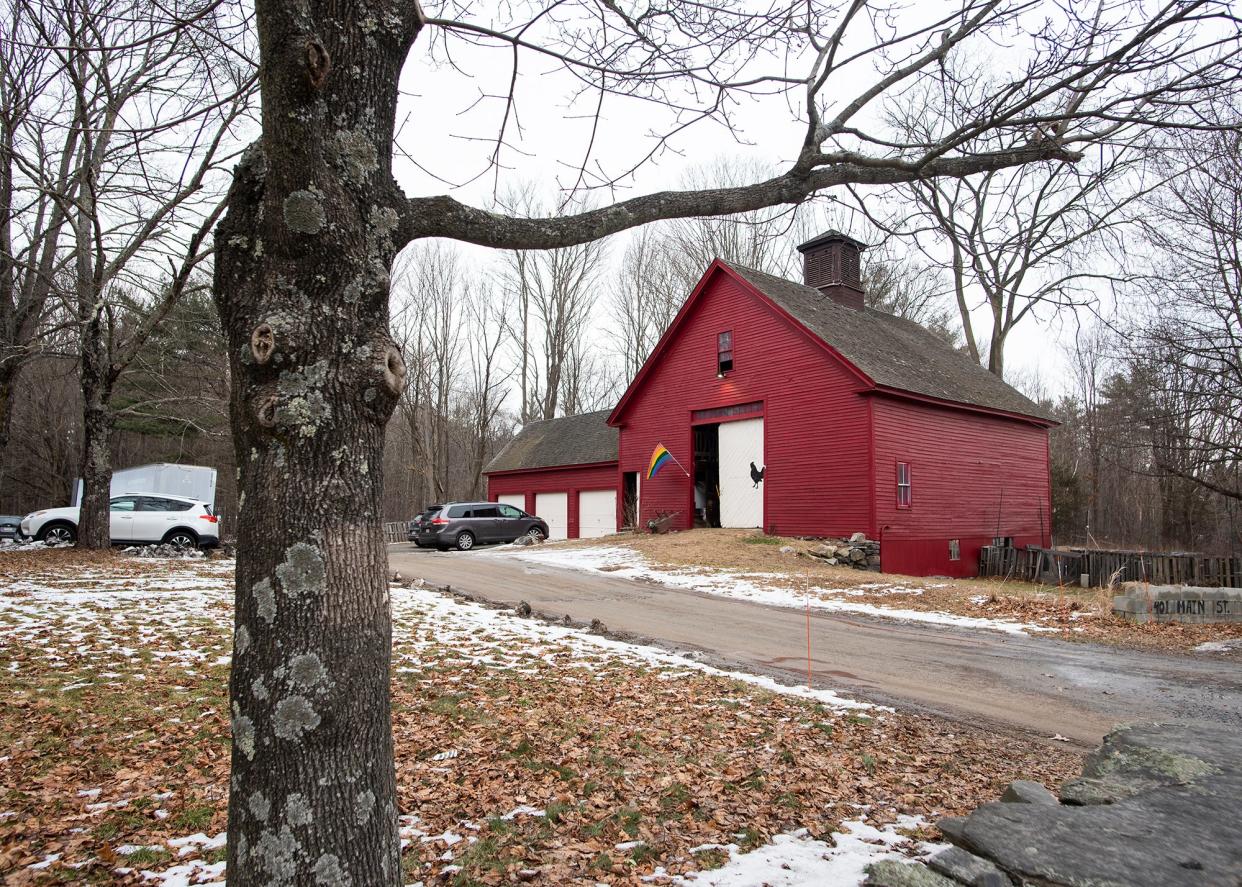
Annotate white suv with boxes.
[21,493,221,549]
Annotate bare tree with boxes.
[461,280,512,498]
[861,239,961,346]
[871,58,1170,378]
[609,226,684,378]
[393,243,464,504]
[1,1,79,459]
[209,1,1242,881]
[1131,103,1242,505]
[3,0,252,546]
[500,212,608,420]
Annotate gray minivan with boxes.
[414,501,550,551]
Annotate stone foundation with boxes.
[1112,583,1242,624]
[805,532,881,571]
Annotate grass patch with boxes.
[741,534,785,545]
[124,847,171,866]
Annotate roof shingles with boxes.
[485,409,618,474]
[724,262,1052,421]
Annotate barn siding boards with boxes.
[485,253,1053,577]
[487,461,618,540]
[613,272,872,537]
[871,396,1051,577]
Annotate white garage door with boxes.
[497,493,525,512]
[534,492,568,540]
[578,490,617,539]
[719,417,764,528]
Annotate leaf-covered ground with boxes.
[0,549,1081,885]
[549,530,1242,654]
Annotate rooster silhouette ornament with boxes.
[749,462,766,488]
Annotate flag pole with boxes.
[666,450,692,478]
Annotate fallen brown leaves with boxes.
[0,550,1082,886]
[390,659,1077,884]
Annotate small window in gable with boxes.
[717,330,733,376]
[896,462,912,508]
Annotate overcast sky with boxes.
[385,9,1095,398]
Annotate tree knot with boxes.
[305,39,332,89]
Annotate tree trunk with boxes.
[77,334,114,549]
[987,320,1006,380]
[213,4,419,883]
[0,363,17,461]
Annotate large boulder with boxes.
[872,722,1242,887]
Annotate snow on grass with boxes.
[1195,638,1242,654]
[504,545,1051,637]
[391,579,876,711]
[0,559,236,678]
[676,815,944,886]
[0,552,914,883]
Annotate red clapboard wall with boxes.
[611,266,874,537]
[871,394,1052,577]
[487,462,617,540]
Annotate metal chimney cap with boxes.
[796,229,869,253]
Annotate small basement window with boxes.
[992,536,1013,548]
[717,330,733,375]
[949,539,961,561]
[896,462,912,508]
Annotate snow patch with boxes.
[675,816,943,886]
[389,582,876,711]
[505,546,1049,637]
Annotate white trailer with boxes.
[73,463,217,509]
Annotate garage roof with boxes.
[485,409,618,474]
[724,262,1054,422]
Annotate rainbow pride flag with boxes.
[647,443,674,479]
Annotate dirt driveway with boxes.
[388,543,1242,747]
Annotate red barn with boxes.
[484,232,1055,576]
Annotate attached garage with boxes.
[484,410,620,540]
[484,232,1055,576]
[578,490,617,538]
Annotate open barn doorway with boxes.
[622,472,639,529]
[693,424,721,528]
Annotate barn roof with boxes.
[485,409,618,474]
[723,262,1054,421]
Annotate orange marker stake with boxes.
[805,571,812,688]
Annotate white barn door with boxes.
[497,494,525,512]
[578,490,617,538]
[534,492,568,540]
[718,418,764,528]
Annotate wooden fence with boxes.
[382,521,411,543]
[979,545,1242,588]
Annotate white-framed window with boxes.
[949,539,960,561]
[896,461,912,509]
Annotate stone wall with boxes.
[1112,583,1242,624]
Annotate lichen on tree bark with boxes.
[213,2,422,882]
